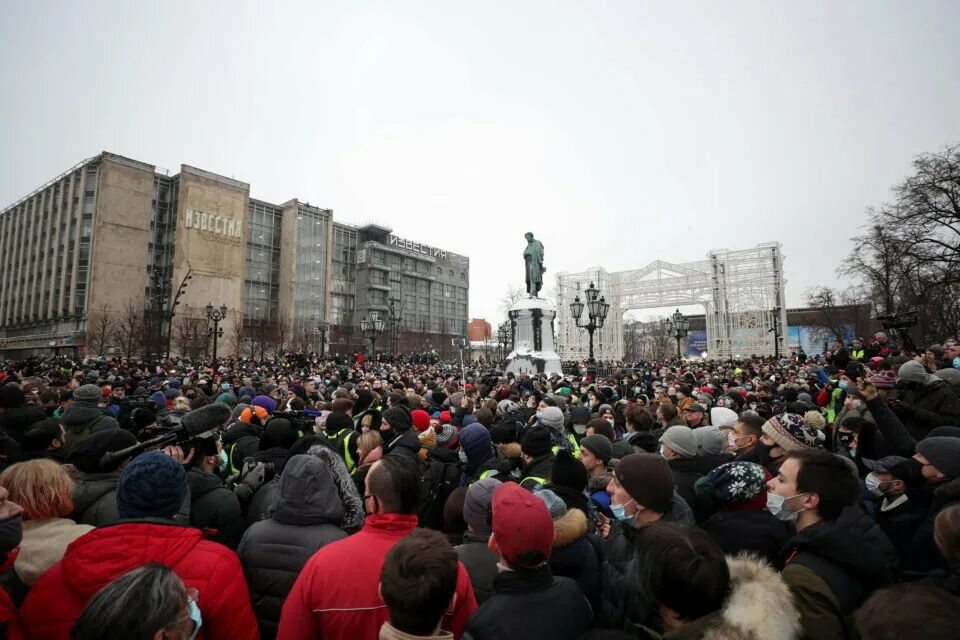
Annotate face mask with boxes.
[853,400,862,409]
[535,411,543,420]
[954,357,960,369]
[838,432,854,449]
[607,419,615,428]
[187,597,202,640]
[749,403,758,411]
[610,498,636,522]
[766,492,807,522]
[838,380,848,390]
[458,450,469,465]
[660,445,669,459]
[865,472,888,498]
[0,515,23,556]
[218,450,229,473]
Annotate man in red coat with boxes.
[20,451,257,640]
[278,456,478,639]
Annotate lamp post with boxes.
[569,281,610,363]
[205,303,228,361]
[768,307,781,359]
[663,308,690,360]
[497,322,510,362]
[360,313,385,358]
[317,320,329,358]
[388,298,403,355]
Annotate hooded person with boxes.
[455,478,502,604]
[20,451,258,640]
[237,453,355,639]
[694,461,788,566]
[459,423,494,486]
[518,425,555,490]
[323,410,360,472]
[381,405,421,461]
[693,425,728,474]
[67,429,139,528]
[254,416,299,476]
[0,383,46,445]
[893,360,960,441]
[59,384,120,455]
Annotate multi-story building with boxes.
[0,152,469,359]
[468,319,492,342]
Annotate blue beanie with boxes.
[251,395,277,415]
[116,451,187,519]
[460,423,493,470]
[149,391,167,406]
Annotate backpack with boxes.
[228,435,261,475]
[417,448,461,530]
[62,414,106,455]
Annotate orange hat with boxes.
[240,406,269,424]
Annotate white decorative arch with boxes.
[555,243,787,360]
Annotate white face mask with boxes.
[865,472,887,498]
[766,491,808,522]
[660,445,669,459]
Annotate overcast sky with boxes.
[2,1,959,327]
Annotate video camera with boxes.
[99,413,221,469]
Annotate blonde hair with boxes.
[358,430,383,462]
[172,396,191,412]
[935,504,960,566]
[0,459,75,520]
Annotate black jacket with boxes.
[611,431,658,458]
[456,529,499,605]
[519,453,555,488]
[384,429,421,461]
[462,564,593,640]
[0,405,47,444]
[667,457,703,507]
[237,455,349,639]
[70,473,120,527]
[903,477,960,573]
[549,509,603,615]
[186,467,245,549]
[894,381,960,441]
[701,509,789,569]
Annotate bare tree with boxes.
[227,317,245,359]
[271,314,292,358]
[498,286,526,315]
[173,316,209,359]
[85,305,115,356]
[112,300,144,358]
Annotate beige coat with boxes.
[16,517,94,585]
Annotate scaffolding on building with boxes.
[555,243,787,361]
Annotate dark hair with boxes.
[587,418,615,441]
[637,523,730,622]
[660,404,678,421]
[736,413,765,438]
[625,405,654,431]
[367,456,421,514]
[788,450,859,520]
[380,528,458,635]
[330,398,354,414]
[39,388,60,404]
[72,563,187,640]
[23,418,63,452]
[855,584,960,640]
[474,407,494,427]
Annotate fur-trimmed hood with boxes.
[553,508,587,548]
[499,441,523,459]
[587,471,613,493]
[666,555,800,640]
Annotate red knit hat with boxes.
[411,409,431,433]
[439,411,452,424]
[492,483,554,568]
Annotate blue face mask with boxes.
[838,380,848,390]
[218,450,229,474]
[187,598,202,640]
[610,498,636,523]
[954,357,960,369]
[535,411,543,420]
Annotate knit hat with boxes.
[251,395,277,415]
[935,369,960,386]
[693,426,724,456]
[916,437,960,479]
[382,406,413,432]
[435,423,459,449]
[762,413,824,452]
[869,373,895,390]
[540,406,564,429]
[116,451,187,519]
[659,425,697,458]
[497,400,519,415]
[534,488,568,520]
[695,461,768,509]
[580,434,612,464]
[130,408,157,431]
[898,360,931,384]
[240,405,269,425]
[521,425,553,458]
[614,453,674,514]
[182,403,232,436]
[459,423,492,467]
[492,483,554,568]
[163,389,180,400]
[73,384,101,403]
[0,384,24,409]
[411,409,431,433]
[67,428,138,473]
[550,449,588,492]
[215,393,237,407]
[439,411,452,425]
[463,477,501,533]
[149,391,167,407]
[709,407,738,429]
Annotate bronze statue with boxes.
[523,232,545,297]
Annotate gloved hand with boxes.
[232,459,274,502]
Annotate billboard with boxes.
[686,330,708,357]
[787,324,856,355]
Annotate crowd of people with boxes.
[0,333,957,638]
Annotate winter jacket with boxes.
[384,430,423,461]
[16,518,94,586]
[612,431,659,457]
[549,508,603,614]
[700,509,789,569]
[781,506,898,640]
[238,455,350,639]
[456,529,499,605]
[277,513,478,640]
[0,587,24,640]
[245,477,280,525]
[667,457,703,508]
[462,564,592,640]
[380,622,454,640]
[70,473,120,527]
[19,520,257,640]
[894,380,960,440]
[587,473,613,516]
[186,467,245,549]
[60,403,119,454]
[863,396,916,457]
[0,405,45,444]
[519,453,555,489]
[871,495,928,558]
[902,477,960,573]
[649,556,801,640]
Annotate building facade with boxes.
[468,319,492,342]
[0,152,469,359]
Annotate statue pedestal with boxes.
[505,296,563,377]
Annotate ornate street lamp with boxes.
[663,308,690,359]
[360,313,385,357]
[205,303,228,361]
[570,281,610,362]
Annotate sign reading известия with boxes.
[183,208,243,240]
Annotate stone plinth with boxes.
[505,296,562,376]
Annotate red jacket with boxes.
[20,522,258,640]
[277,513,477,639]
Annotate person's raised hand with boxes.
[857,380,878,402]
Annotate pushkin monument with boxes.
[505,232,563,376]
